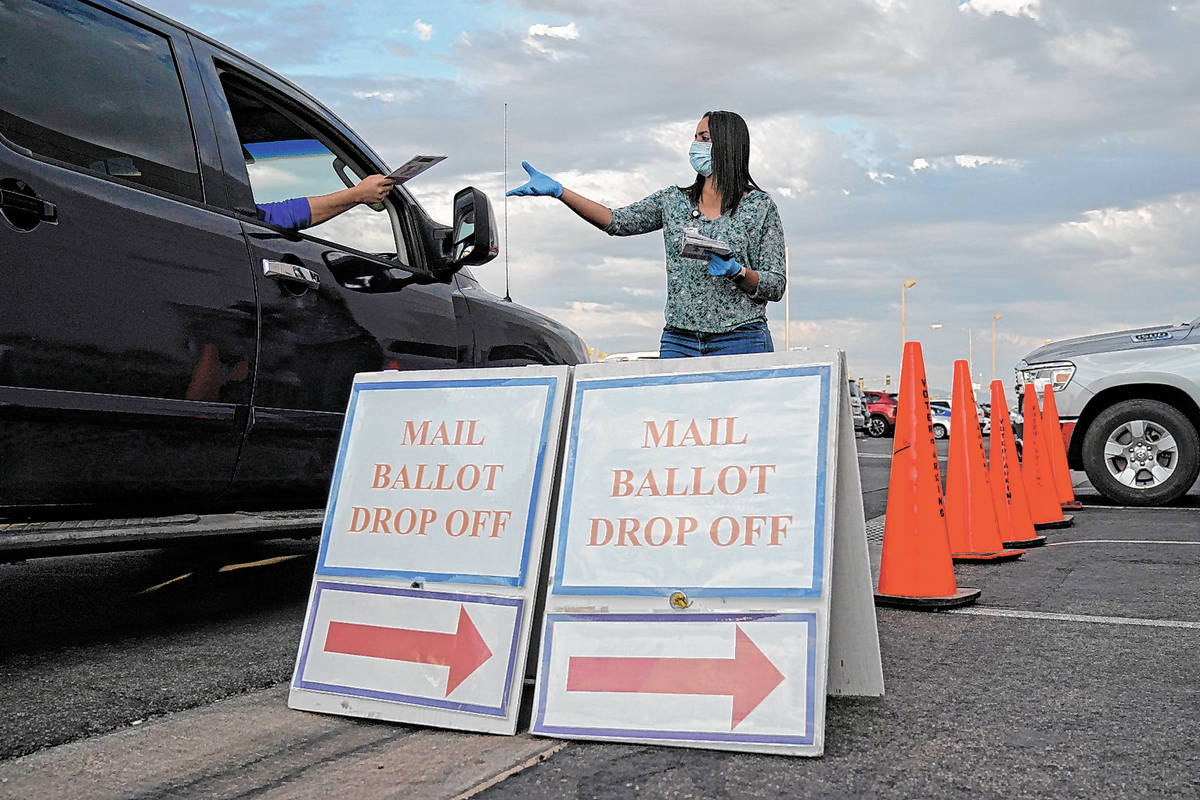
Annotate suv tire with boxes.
[866,414,890,438]
[1082,399,1200,506]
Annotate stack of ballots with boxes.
[679,227,732,260]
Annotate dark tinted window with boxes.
[0,0,201,200]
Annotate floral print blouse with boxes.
[604,186,786,333]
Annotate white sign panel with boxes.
[554,367,827,597]
[535,614,816,747]
[316,372,563,586]
[291,365,570,735]
[294,582,523,717]
[532,353,883,755]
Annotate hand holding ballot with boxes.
[679,227,733,260]
[353,174,396,203]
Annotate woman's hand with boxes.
[506,161,563,198]
[707,253,742,278]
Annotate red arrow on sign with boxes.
[324,605,493,696]
[565,626,784,729]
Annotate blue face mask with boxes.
[689,141,713,177]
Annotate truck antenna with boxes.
[503,102,511,302]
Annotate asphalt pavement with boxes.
[0,436,1196,799]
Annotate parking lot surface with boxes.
[0,438,1196,799]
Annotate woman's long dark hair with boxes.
[682,110,763,216]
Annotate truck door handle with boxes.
[262,259,321,289]
[0,185,57,227]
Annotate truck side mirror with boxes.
[451,186,498,266]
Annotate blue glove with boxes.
[506,161,563,198]
[707,252,742,278]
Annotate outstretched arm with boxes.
[307,174,396,226]
[559,188,612,229]
[507,161,612,229]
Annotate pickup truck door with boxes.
[192,47,470,505]
[0,0,254,510]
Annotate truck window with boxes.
[0,0,202,201]
[217,73,405,260]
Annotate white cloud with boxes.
[958,0,1042,21]
[352,90,397,102]
[1048,29,1158,78]
[523,22,581,59]
[527,22,580,41]
[414,19,433,41]
[910,158,931,171]
[953,154,1020,169]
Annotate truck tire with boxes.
[866,414,890,438]
[1081,399,1200,506]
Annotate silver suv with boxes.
[1015,315,1200,505]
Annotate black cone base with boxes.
[952,550,1024,563]
[874,587,981,610]
[1004,535,1047,548]
[1034,514,1074,530]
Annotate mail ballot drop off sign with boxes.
[291,366,570,736]
[534,354,883,755]
[554,363,827,596]
[317,371,565,585]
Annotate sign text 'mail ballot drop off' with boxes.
[554,367,823,596]
[291,367,570,736]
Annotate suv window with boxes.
[218,73,404,258]
[0,0,202,201]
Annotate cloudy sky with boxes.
[148,0,1200,395]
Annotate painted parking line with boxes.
[946,607,1200,630]
[1078,503,1200,511]
[1046,539,1200,547]
[858,453,945,461]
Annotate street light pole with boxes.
[784,246,790,351]
[900,279,917,347]
[992,313,1004,382]
[967,328,973,377]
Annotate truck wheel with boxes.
[1081,399,1200,506]
[866,414,889,438]
[933,422,948,440]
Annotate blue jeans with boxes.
[659,320,774,359]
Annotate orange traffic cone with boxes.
[945,362,1023,562]
[1042,386,1083,510]
[1022,384,1074,530]
[875,343,980,609]
[989,382,1046,548]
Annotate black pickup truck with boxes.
[0,0,587,557]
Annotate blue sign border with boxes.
[532,612,818,746]
[315,376,559,586]
[293,581,525,718]
[552,366,830,598]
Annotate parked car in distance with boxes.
[1016,315,1200,506]
[601,351,659,363]
[863,390,897,437]
[0,0,587,547]
[929,401,952,439]
[848,381,868,433]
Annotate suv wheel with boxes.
[932,422,948,440]
[866,414,890,438]
[1082,399,1200,506]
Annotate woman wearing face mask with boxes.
[506,110,785,358]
